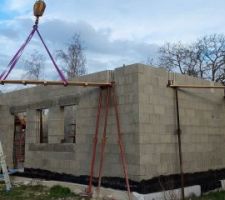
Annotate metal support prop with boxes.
[168,81,225,199]
[97,87,111,194]
[87,89,103,195]
[112,85,131,200]
[39,110,44,143]
[175,88,185,200]
[87,85,131,200]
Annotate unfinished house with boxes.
[1,63,225,193]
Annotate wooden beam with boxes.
[169,84,225,89]
[0,80,112,87]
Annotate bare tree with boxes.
[56,34,86,79]
[195,34,225,82]
[24,50,45,80]
[156,34,225,83]
[158,42,198,77]
[146,56,157,66]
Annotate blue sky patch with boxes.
[0,0,225,82]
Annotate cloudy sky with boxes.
[0,0,225,82]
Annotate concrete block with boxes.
[132,185,201,200]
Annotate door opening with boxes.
[13,112,26,169]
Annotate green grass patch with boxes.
[0,184,49,200]
[2,183,225,200]
[193,191,225,200]
[49,185,75,198]
[0,184,84,200]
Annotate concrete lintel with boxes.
[58,95,80,107]
[29,143,76,152]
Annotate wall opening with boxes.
[63,105,77,143]
[13,112,26,168]
[38,109,49,143]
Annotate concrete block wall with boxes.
[137,64,225,180]
[0,64,225,183]
[0,105,14,167]
[0,69,142,180]
[74,66,140,180]
[0,71,114,173]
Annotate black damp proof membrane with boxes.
[14,168,225,194]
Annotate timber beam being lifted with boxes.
[0,80,112,87]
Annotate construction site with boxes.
[1,63,225,199]
[1,1,225,200]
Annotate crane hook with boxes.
[33,0,46,25]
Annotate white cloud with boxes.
[1,0,225,84]
[5,0,31,12]
[0,17,159,77]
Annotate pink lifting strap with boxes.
[0,24,68,84]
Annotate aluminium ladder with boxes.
[0,141,12,191]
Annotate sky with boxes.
[1,0,225,85]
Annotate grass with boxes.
[192,191,225,200]
[49,185,76,198]
[0,183,88,200]
[2,183,225,200]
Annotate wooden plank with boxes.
[0,80,112,87]
[169,84,225,89]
